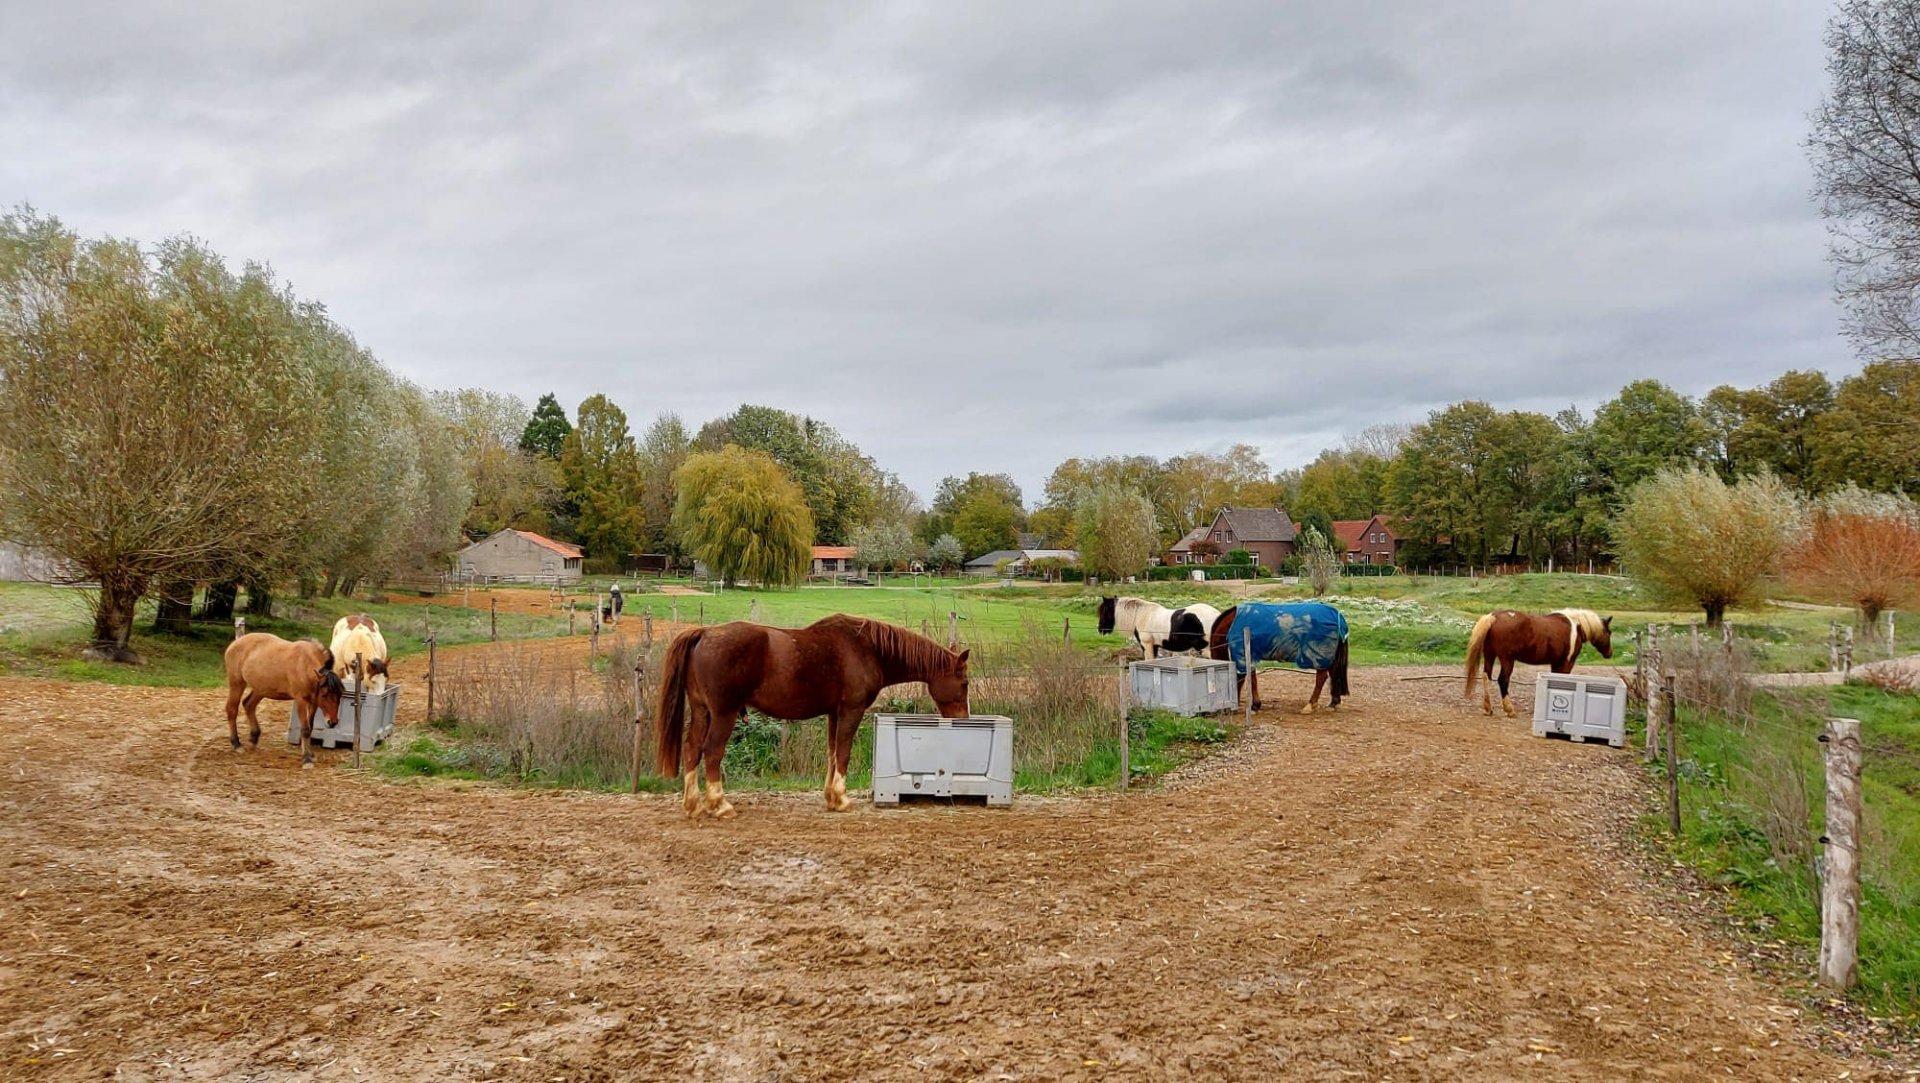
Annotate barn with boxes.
[455,529,585,584]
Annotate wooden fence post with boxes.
[1242,624,1255,727]
[352,652,365,770]
[1643,627,1662,762]
[631,656,648,794]
[948,611,959,649]
[644,607,653,645]
[1889,610,1898,660]
[1633,628,1646,701]
[1063,617,1070,644]
[425,632,437,725]
[1818,717,1863,991]
[1842,624,1854,679]
[1119,662,1130,792]
[1663,671,1679,837]
[1830,622,1840,673]
[489,597,497,642]
[234,616,246,641]
[591,613,599,659]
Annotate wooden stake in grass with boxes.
[1663,671,1678,837]
[1242,624,1255,727]
[490,597,497,642]
[1118,662,1130,792]
[425,631,437,726]
[352,652,365,770]
[1818,716,1863,991]
[631,656,647,794]
[234,616,246,641]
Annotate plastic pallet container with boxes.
[872,714,1013,806]
[288,682,401,751]
[1129,656,1236,716]
[1531,673,1625,748]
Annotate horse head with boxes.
[927,648,971,718]
[1096,596,1117,635]
[1593,615,1614,658]
[313,666,347,725]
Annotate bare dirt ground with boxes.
[0,644,1904,1081]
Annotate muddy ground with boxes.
[0,642,1902,1080]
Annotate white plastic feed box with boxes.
[288,682,400,751]
[1129,656,1237,716]
[871,714,1013,806]
[1530,673,1625,747]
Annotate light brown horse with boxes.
[224,632,346,766]
[1464,608,1613,717]
[656,615,970,818]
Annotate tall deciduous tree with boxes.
[561,395,644,565]
[850,520,915,582]
[695,404,876,544]
[1612,468,1801,626]
[435,388,559,537]
[1811,0,1920,356]
[636,412,691,558]
[927,534,965,574]
[1075,485,1157,580]
[672,446,813,587]
[1812,360,1920,492]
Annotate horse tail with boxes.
[1464,613,1495,700]
[1330,637,1350,702]
[654,628,704,777]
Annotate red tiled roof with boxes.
[1330,519,1372,549]
[513,530,584,560]
[1216,506,1298,542]
[812,545,857,559]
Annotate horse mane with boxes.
[1552,608,1606,665]
[820,615,960,673]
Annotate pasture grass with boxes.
[1661,683,1920,1020]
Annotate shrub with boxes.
[1789,486,1920,626]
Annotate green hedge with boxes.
[1147,564,1269,581]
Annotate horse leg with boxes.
[1498,659,1517,718]
[823,709,859,812]
[226,679,246,750]
[296,697,316,767]
[1250,666,1261,711]
[682,700,710,819]
[1481,655,1496,715]
[701,703,742,820]
[243,691,264,747]
[1302,670,1327,715]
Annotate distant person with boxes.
[609,581,623,624]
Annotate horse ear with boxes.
[957,648,970,664]
[1603,616,1612,628]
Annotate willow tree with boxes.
[0,211,314,659]
[1790,486,1920,626]
[1075,484,1156,581]
[672,445,813,587]
[1612,468,1801,626]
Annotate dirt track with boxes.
[0,643,1900,1081]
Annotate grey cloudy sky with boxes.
[1,1,1850,501]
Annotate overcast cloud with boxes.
[0,1,1849,500]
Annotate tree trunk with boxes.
[1703,601,1726,627]
[199,579,239,622]
[297,575,319,600]
[85,574,145,664]
[1860,602,1884,628]
[151,578,194,636]
[245,580,274,618]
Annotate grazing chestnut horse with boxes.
[1464,608,1613,717]
[1208,602,1351,714]
[656,615,971,819]
[224,633,346,767]
[329,614,389,692]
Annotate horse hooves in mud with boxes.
[1299,703,1316,716]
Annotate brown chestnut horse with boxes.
[1464,608,1613,717]
[225,633,347,766]
[656,615,970,819]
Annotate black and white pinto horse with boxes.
[1097,596,1221,657]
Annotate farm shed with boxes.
[811,545,857,578]
[455,529,584,584]
[963,549,1080,578]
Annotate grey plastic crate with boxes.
[1531,673,1625,747]
[872,714,1013,806]
[288,682,401,751]
[1129,656,1236,716]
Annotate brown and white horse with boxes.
[655,615,971,818]
[1464,608,1613,717]
[224,633,346,766]
[330,614,390,692]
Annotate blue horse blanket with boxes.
[1225,602,1349,676]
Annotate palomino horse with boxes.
[1208,602,1351,714]
[1098,597,1221,656]
[224,633,346,767]
[656,615,971,819]
[329,614,389,692]
[1464,608,1613,717]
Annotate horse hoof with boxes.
[301,760,315,770]
[712,801,737,820]
[230,739,241,751]
[1299,704,1316,716]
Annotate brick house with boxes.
[1186,506,1298,568]
[1330,515,1400,564]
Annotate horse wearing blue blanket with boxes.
[1207,602,1351,715]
